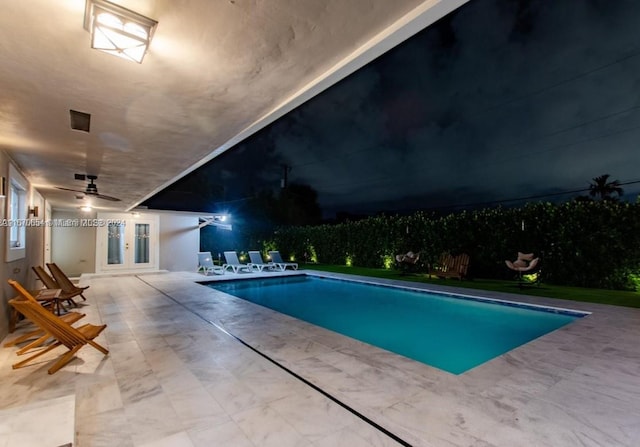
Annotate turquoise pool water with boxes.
[207,275,582,374]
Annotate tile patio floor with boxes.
[1,270,639,446]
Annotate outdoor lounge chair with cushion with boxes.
[248,251,273,272]
[8,279,108,375]
[505,252,541,288]
[197,251,224,275]
[395,251,420,274]
[395,251,420,264]
[268,250,299,271]
[46,263,89,301]
[223,251,253,273]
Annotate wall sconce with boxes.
[28,206,39,218]
[84,0,158,64]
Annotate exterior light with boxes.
[81,205,92,212]
[84,0,158,64]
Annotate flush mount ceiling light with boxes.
[84,0,157,63]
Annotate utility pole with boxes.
[281,164,291,188]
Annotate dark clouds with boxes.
[148,0,640,216]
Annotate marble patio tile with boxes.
[108,340,147,365]
[137,430,195,447]
[123,393,183,446]
[527,347,587,376]
[290,356,358,392]
[116,368,163,405]
[333,378,415,413]
[133,334,170,352]
[265,339,337,365]
[75,377,123,416]
[240,368,309,402]
[380,392,501,447]
[204,376,264,416]
[564,363,640,408]
[515,394,638,447]
[75,407,134,447]
[214,350,271,378]
[0,394,74,447]
[157,369,203,396]
[477,369,560,410]
[471,418,554,447]
[312,421,407,447]
[596,343,640,363]
[231,404,312,447]
[188,361,235,385]
[188,420,254,447]
[166,385,229,431]
[269,391,356,442]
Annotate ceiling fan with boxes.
[56,174,121,202]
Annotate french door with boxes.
[96,213,158,272]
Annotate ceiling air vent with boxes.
[70,110,91,132]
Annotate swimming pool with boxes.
[207,275,584,374]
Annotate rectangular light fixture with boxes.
[28,206,39,218]
[84,0,158,64]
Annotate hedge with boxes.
[264,201,640,290]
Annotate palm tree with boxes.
[589,174,623,200]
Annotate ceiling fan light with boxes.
[84,0,157,64]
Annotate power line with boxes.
[426,179,640,211]
[285,51,640,187]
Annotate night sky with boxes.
[146,0,640,218]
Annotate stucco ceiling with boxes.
[0,0,466,212]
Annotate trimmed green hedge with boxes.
[266,201,640,290]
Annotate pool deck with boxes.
[1,269,639,446]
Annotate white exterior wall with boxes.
[159,214,199,272]
[51,210,97,277]
[1,153,47,340]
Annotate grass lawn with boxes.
[302,264,640,309]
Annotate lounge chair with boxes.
[32,266,80,312]
[223,251,253,273]
[8,279,108,375]
[429,252,469,280]
[248,251,273,272]
[396,251,420,264]
[46,263,89,301]
[395,251,420,274]
[197,251,224,275]
[505,252,541,288]
[5,288,86,355]
[268,251,298,271]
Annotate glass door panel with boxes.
[107,223,125,265]
[134,223,150,264]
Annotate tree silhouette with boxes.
[589,174,623,201]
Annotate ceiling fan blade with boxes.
[56,186,87,194]
[94,193,121,202]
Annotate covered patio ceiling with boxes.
[0,0,467,212]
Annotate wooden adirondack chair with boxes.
[32,266,79,312]
[429,252,469,280]
[46,263,89,301]
[8,280,108,375]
